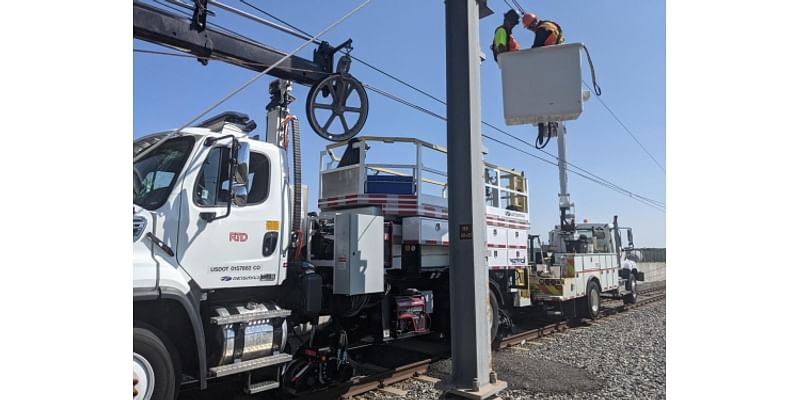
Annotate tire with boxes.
[134,327,180,400]
[488,291,500,343]
[623,273,638,304]
[585,281,601,320]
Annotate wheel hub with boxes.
[133,352,155,400]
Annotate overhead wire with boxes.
[235,3,661,202]
[236,0,663,177]
[135,56,665,213]
[363,83,665,213]
[134,0,372,163]
[582,80,666,173]
[135,1,664,211]
[152,0,278,48]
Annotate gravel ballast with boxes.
[355,296,666,400]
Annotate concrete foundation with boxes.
[638,262,666,282]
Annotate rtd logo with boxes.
[229,232,249,242]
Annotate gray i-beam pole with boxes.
[444,1,506,398]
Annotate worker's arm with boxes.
[494,27,508,53]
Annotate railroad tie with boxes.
[413,375,441,384]
[377,386,408,396]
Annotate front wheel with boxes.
[134,326,179,400]
[623,274,638,304]
[585,281,601,320]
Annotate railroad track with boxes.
[183,285,666,399]
[498,284,666,349]
[298,283,666,399]
[293,337,450,400]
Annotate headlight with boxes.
[134,216,147,242]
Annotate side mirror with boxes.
[626,230,634,248]
[231,140,250,207]
[233,140,250,187]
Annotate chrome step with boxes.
[210,309,291,325]
[208,353,293,378]
[245,379,280,394]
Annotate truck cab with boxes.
[134,113,300,400]
[532,217,643,320]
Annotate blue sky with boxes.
[134,0,665,247]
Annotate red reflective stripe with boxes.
[577,267,619,274]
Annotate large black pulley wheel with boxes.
[306,74,369,142]
[133,327,180,400]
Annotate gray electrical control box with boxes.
[333,212,385,295]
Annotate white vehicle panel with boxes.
[402,217,448,244]
[488,248,507,268]
[175,138,285,289]
[486,226,507,247]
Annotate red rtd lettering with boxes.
[229,232,249,242]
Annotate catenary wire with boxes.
[135,2,664,210]
[237,4,663,203]
[134,0,372,163]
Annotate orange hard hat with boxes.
[522,12,538,29]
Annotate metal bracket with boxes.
[190,0,209,32]
[313,39,353,74]
[266,79,295,111]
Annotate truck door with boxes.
[176,140,284,289]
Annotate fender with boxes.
[134,285,208,390]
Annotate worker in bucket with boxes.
[522,12,565,48]
[491,9,521,61]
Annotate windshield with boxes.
[133,136,196,210]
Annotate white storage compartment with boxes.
[507,228,527,248]
[487,226,507,247]
[488,248,507,268]
[333,213,385,295]
[508,248,526,267]
[499,42,585,125]
[402,217,449,244]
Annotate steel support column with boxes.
[444,1,505,398]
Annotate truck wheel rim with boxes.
[133,352,155,400]
[591,289,600,313]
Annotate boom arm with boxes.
[134,1,327,84]
[134,1,369,142]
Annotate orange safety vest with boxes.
[534,20,564,47]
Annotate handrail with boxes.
[367,165,447,187]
